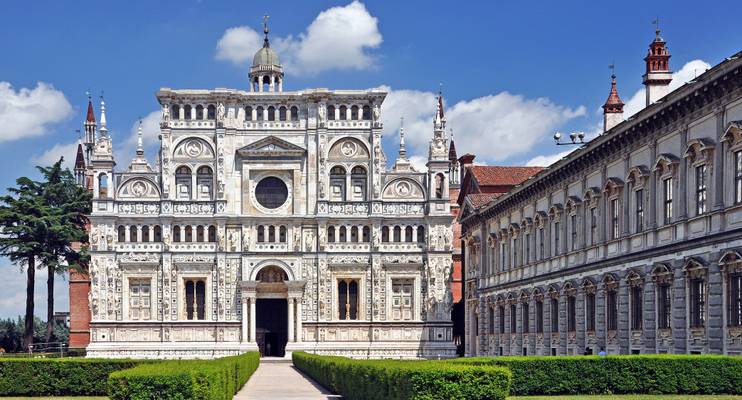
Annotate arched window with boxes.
[184,105,192,120]
[268,226,276,242]
[339,105,347,120]
[196,166,213,200]
[184,226,193,242]
[339,226,347,242]
[362,105,371,120]
[350,105,359,120]
[279,106,287,121]
[417,226,425,243]
[330,166,346,201]
[256,106,264,121]
[435,173,445,199]
[118,226,126,242]
[328,226,335,243]
[141,225,150,243]
[257,226,265,243]
[196,225,205,242]
[327,105,336,120]
[350,166,367,201]
[245,106,253,121]
[279,226,287,243]
[362,226,370,242]
[98,174,108,198]
[175,166,192,200]
[338,279,359,320]
[171,105,181,120]
[262,75,270,92]
[393,226,402,242]
[154,225,162,242]
[195,105,204,120]
[267,106,276,121]
[173,226,181,242]
[382,226,389,242]
[207,105,216,120]
[290,106,299,121]
[405,226,413,242]
[208,226,216,242]
[350,226,359,242]
[131,226,139,242]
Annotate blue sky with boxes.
[1,0,740,318]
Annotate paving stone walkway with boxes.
[234,360,341,400]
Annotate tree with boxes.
[0,176,53,349]
[36,158,91,342]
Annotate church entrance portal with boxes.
[256,299,287,357]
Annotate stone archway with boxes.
[255,266,288,357]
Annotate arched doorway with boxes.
[255,266,288,357]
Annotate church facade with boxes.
[80,26,456,359]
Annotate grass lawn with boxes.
[510,396,742,400]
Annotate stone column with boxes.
[149,225,154,242]
[125,225,131,242]
[288,297,295,342]
[672,261,687,353]
[242,298,248,342]
[250,298,257,342]
[708,259,724,353]
[296,299,303,343]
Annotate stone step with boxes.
[260,356,292,364]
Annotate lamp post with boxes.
[553,131,585,146]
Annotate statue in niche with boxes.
[242,227,251,250]
[294,229,301,251]
[217,103,226,122]
[229,230,239,252]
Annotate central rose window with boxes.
[254,176,288,209]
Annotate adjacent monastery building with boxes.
[72,24,456,359]
[460,30,742,356]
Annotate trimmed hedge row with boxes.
[449,355,742,396]
[292,351,511,400]
[0,358,143,396]
[107,352,259,400]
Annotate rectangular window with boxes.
[735,151,742,204]
[185,279,206,320]
[536,300,544,333]
[499,305,505,334]
[696,165,707,215]
[567,296,576,332]
[590,208,598,245]
[500,242,506,271]
[630,285,643,330]
[585,293,596,331]
[729,273,742,327]
[606,290,618,331]
[391,279,412,321]
[339,279,360,320]
[129,279,151,320]
[488,307,495,334]
[635,189,644,233]
[510,304,517,333]
[553,222,560,255]
[663,178,673,224]
[690,278,706,328]
[522,302,530,333]
[570,215,577,251]
[550,298,559,332]
[658,284,672,329]
[610,199,620,240]
[524,233,530,264]
[511,237,518,268]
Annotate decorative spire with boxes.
[643,21,672,106]
[85,90,95,123]
[602,65,624,113]
[399,117,407,159]
[448,128,458,162]
[99,94,108,137]
[263,14,270,48]
[433,84,446,135]
[136,118,144,156]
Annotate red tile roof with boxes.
[470,165,544,186]
[468,193,500,208]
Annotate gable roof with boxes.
[236,135,306,158]
[469,166,544,186]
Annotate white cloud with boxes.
[0,260,69,320]
[215,1,382,75]
[408,155,428,172]
[623,59,711,118]
[379,87,585,164]
[31,142,79,169]
[525,149,575,167]
[0,82,73,142]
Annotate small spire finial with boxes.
[399,117,406,159]
[136,118,144,155]
[99,93,108,136]
[76,129,81,141]
[609,62,616,79]
[652,17,660,37]
[86,90,91,101]
[262,14,270,47]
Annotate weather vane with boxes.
[652,17,660,36]
[609,62,616,78]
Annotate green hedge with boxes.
[449,355,742,396]
[292,351,511,400]
[107,352,259,400]
[0,358,143,396]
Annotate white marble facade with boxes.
[84,36,455,359]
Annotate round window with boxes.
[255,177,288,209]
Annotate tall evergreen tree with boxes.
[0,176,53,349]
[36,158,91,342]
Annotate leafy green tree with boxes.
[0,175,54,349]
[36,158,91,342]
